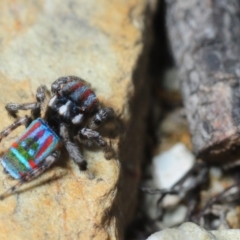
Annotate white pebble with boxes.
[152,143,195,189]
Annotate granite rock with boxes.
[0,0,156,239]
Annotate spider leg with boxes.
[0,115,31,143]
[6,102,40,119]
[88,107,114,129]
[35,85,46,103]
[59,124,87,170]
[0,150,60,200]
[78,127,107,148]
[78,127,115,159]
[5,85,46,119]
[51,76,90,95]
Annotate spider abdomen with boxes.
[1,119,60,179]
[60,81,99,112]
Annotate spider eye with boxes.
[94,119,102,125]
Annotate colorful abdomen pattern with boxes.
[1,119,60,179]
[60,81,99,112]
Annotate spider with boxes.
[0,76,114,200]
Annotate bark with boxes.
[166,0,240,163]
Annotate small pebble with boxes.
[147,222,240,240]
[152,143,195,189]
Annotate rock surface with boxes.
[147,222,240,240]
[152,143,195,189]
[0,1,155,239]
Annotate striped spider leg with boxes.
[0,150,60,200]
[0,116,31,143]
[59,123,87,170]
[5,85,47,119]
[78,107,115,157]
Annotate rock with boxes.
[152,143,195,189]
[0,1,156,239]
[158,109,192,152]
[144,143,195,222]
[199,166,237,229]
[161,195,182,209]
[150,143,195,211]
[162,68,179,92]
[226,207,240,229]
[162,205,188,227]
[147,222,240,240]
[143,179,162,220]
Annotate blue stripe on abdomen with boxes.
[1,159,21,179]
[70,86,88,103]
[10,147,31,170]
[61,82,77,94]
[83,94,96,108]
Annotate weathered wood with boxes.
[166,0,240,163]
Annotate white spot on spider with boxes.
[48,95,57,107]
[59,101,71,115]
[72,113,83,124]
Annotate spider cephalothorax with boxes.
[0,76,114,199]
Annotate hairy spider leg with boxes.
[77,127,115,159]
[5,85,47,119]
[83,107,115,152]
[88,107,114,129]
[70,106,116,160]
[0,150,60,200]
[59,124,87,170]
[0,116,31,143]
[78,127,107,148]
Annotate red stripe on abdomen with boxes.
[35,135,54,159]
[29,160,37,168]
[80,89,92,102]
[70,82,84,91]
[19,121,41,141]
[86,98,99,112]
